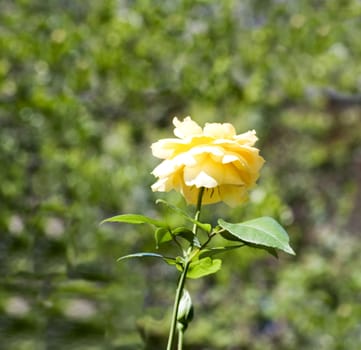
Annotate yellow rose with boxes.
[151,117,265,207]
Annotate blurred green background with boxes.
[1,0,361,349]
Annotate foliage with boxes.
[1,0,361,349]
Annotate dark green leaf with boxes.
[218,217,295,255]
[154,227,195,248]
[172,227,195,245]
[245,243,279,258]
[117,252,175,265]
[216,230,278,257]
[101,214,166,227]
[186,257,222,279]
[154,227,172,248]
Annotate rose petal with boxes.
[173,117,202,139]
[219,184,248,207]
[203,122,236,139]
[234,130,258,145]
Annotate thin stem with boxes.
[166,261,190,350]
[177,325,184,350]
[199,231,217,250]
[166,188,205,350]
[192,187,205,237]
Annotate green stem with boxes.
[166,260,190,350]
[177,324,184,350]
[192,187,205,238]
[166,187,205,350]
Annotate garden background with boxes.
[1,1,361,349]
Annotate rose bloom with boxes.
[151,117,265,207]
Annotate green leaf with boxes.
[217,229,278,257]
[101,214,166,227]
[154,227,172,248]
[156,199,211,233]
[218,217,295,255]
[199,245,245,258]
[244,243,279,258]
[186,257,222,279]
[117,252,175,265]
[172,227,195,245]
[154,227,195,248]
[156,198,187,214]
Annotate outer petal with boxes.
[152,159,181,178]
[221,163,246,185]
[219,184,248,207]
[203,122,236,139]
[235,147,265,174]
[201,187,222,205]
[151,136,215,160]
[179,184,199,205]
[234,130,258,145]
[180,185,221,205]
[173,117,202,139]
[151,138,188,159]
[151,177,172,192]
[151,170,183,192]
